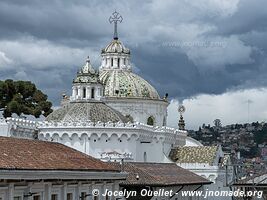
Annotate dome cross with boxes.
[109,11,123,40]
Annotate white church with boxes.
[0,11,233,199]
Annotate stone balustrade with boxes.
[6,117,37,128]
[38,120,187,136]
[3,117,187,138]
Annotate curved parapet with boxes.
[186,137,204,147]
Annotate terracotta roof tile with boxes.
[0,136,118,172]
[169,146,218,165]
[111,162,211,186]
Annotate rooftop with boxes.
[0,136,118,172]
[46,101,130,123]
[112,162,211,186]
[235,172,267,186]
[169,146,219,165]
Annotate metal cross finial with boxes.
[178,105,186,130]
[86,56,90,63]
[109,11,123,40]
[178,105,186,114]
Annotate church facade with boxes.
[0,12,233,199]
[36,14,189,162]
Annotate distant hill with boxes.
[188,121,267,159]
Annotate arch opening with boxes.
[147,116,155,126]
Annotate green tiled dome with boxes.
[100,70,160,99]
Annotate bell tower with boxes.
[100,11,131,71]
[70,57,104,102]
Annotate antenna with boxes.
[247,99,252,123]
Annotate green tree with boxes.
[254,126,267,144]
[0,79,53,118]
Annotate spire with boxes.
[78,56,95,74]
[86,56,90,63]
[109,11,123,40]
[178,105,186,130]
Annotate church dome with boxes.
[99,70,160,99]
[46,102,130,123]
[73,57,100,84]
[102,39,130,54]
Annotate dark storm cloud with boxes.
[0,0,267,105]
[0,0,109,46]
[132,44,242,99]
[213,0,267,36]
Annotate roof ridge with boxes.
[0,136,118,172]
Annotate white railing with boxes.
[4,117,187,139]
[6,117,37,128]
[177,163,220,170]
[38,120,186,136]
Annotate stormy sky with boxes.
[0,0,267,129]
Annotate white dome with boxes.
[46,102,130,123]
[102,39,130,54]
[100,70,160,99]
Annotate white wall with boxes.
[0,180,119,200]
[104,98,169,127]
[41,132,172,163]
[38,123,184,163]
[0,118,9,137]
[177,163,232,200]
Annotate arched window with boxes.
[111,58,113,66]
[163,116,166,126]
[91,88,95,99]
[117,58,120,67]
[144,152,147,162]
[83,87,86,98]
[147,116,154,126]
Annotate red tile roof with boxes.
[112,162,211,186]
[0,136,118,172]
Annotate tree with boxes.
[0,79,53,118]
[213,119,222,128]
[254,126,267,144]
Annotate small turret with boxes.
[178,105,186,130]
[70,57,104,102]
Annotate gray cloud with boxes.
[0,0,267,106]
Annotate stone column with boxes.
[44,183,52,200]
[107,57,111,68]
[61,183,67,200]
[88,183,93,200]
[72,87,76,98]
[8,183,14,200]
[86,86,91,99]
[74,182,82,200]
[77,86,81,99]
[114,57,118,68]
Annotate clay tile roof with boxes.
[235,172,267,185]
[111,162,211,186]
[169,146,219,165]
[0,136,118,172]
